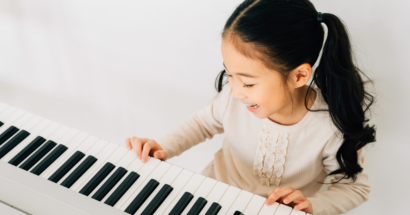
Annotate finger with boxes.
[131,137,143,159]
[266,187,295,204]
[125,138,132,150]
[153,150,167,161]
[268,190,275,196]
[283,190,304,204]
[141,141,153,163]
[294,200,311,211]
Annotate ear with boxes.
[288,63,312,88]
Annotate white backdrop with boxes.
[0,0,409,214]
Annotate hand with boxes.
[266,186,313,214]
[125,136,168,163]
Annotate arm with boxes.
[156,83,232,159]
[307,130,371,215]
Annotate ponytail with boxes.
[314,13,376,181]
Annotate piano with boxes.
[0,102,311,215]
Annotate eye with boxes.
[243,84,254,88]
[224,72,253,88]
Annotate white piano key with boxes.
[290,209,307,215]
[88,149,136,197]
[242,194,265,214]
[57,129,80,145]
[199,181,230,215]
[115,150,137,169]
[226,190,254,214]
[41,124,67,141]
[86,139,109,157]
[154,169,195,215]
[273,204,293,215]
[101,154,147,203]
[113,156,161,209]
[217,186,241,215]
[1,109,25,125]
[1,120,59,162]
[0,103,9,114]
[0,106,18,121]
[22,118,50,135]
[135,165,183,214]
[106,146,130,165]
[181,177,217,215]
[119,160,171,211]
[10,112,35,128]
[38,129,84,178]
[72,142,119,192]
[163,173,206,215]
[74,135,99,153]
[258,202,280,215]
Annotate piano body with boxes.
[0,102,311,215]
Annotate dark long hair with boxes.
[214,0,376,182]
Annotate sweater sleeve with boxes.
[156,83,232,159]
[307,130,371,215]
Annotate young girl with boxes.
[125,0,376,214]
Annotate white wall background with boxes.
[0,0,408,214]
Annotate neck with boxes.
[268,85,316,126]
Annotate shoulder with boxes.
[309,87,339,134]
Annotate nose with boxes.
[229,81,247,100]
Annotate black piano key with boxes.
[169,192,194,215]
[0,121,3,127]
[60,155,97,188]
[48,151,85,183]
[8,136,46,166]
[0,130,30,159]
[30,144,68,175]
[187,197,208,215]
[205,202,222,215]
[104,171,140,207]
[19,140,56,171]
[124,179,159,214]
[79,162,115,196]
[233,211,243,215]
[0,126,19,146]
[91,167,127,201]
[141,184,173,215]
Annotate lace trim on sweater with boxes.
[253,123,289,186]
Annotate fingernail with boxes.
[284,199,289,204]
[265,199,271,205]
[127,146,131,150]
[138,155,141,159]
[294,206,299,210]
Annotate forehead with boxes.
[221,37,268,77]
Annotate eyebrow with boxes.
[223,62,259,78]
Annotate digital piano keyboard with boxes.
[0,102,311,215]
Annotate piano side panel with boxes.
[0,161,127,215]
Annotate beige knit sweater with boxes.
[157,83,371,215]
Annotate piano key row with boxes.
[0,103,310,215]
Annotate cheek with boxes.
[258,86,287,110]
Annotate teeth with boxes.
[247,104,259,108]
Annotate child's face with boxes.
[221,37,311,121]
